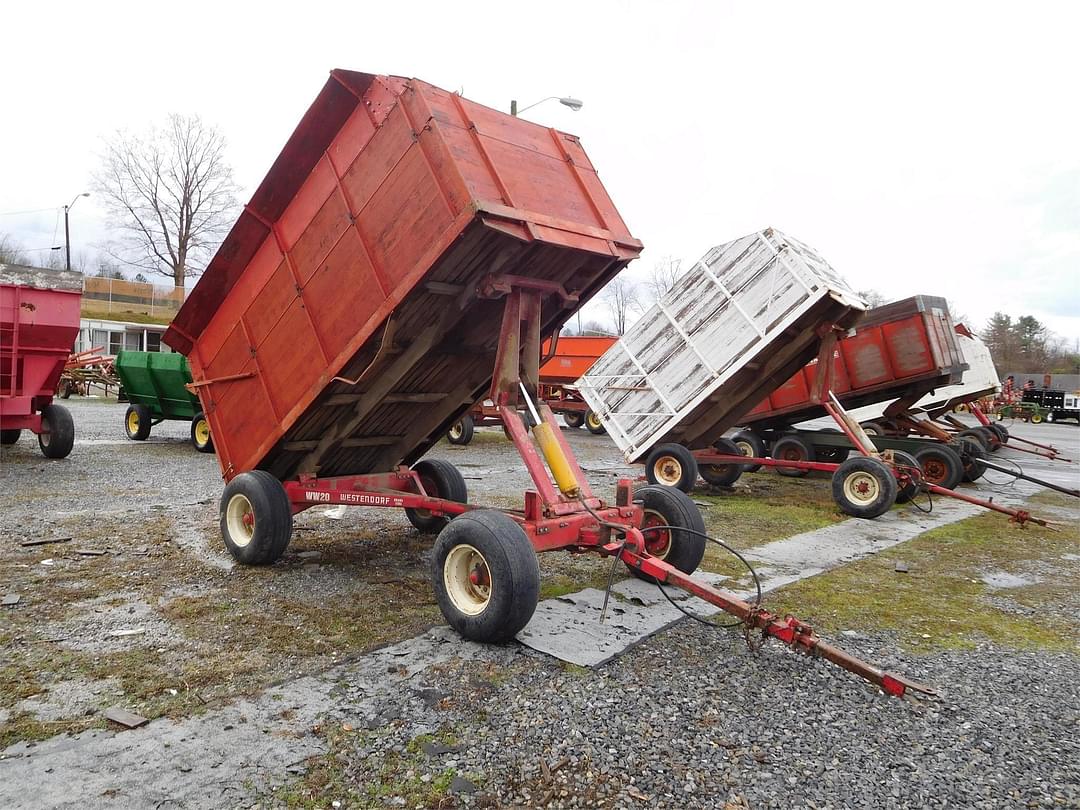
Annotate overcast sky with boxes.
[3,1,1078,342]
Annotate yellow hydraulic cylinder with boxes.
[532,421,580,498]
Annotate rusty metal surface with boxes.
[577,228,866,461]
[165,70,641,482]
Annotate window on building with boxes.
[146,332,162,352]
[125,332,141,352]
[92,329,109,352]
[108,331,124,356]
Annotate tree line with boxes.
[982,312,1080,375]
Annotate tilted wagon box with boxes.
[0,264,81,458]
[115,350,214,452]
[163,72,931,697]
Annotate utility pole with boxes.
[63,193,90,272]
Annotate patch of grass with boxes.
[766,510,1080,652]
[81,308,173,326]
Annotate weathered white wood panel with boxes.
[578,228,865,461]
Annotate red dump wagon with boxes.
[162,71,932,698]
[0,265,81,458]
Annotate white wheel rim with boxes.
[226,493,255,547]
[653,456,683,486]
[449,422,463,440]
[443,544,491,616]
[843,471,880,506]
[39,418,51,446]
[735,440,753,457]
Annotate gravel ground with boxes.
[3,398,1079,809]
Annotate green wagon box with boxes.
[114,351,214,452]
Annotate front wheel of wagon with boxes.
[730,429,765,472]
[699,438,744,487]
[832,457,898,519]
[125,404,152,441]
[914,445,964,491]
[627,484,707,583]
[445,415,475,446]
[563,411,585,429]
[0,429,21,445]
[190,412,215,453]
[771,435,814,478]
[432,510,539,643]
[38,404,75,459]
[644,442,699,493]
[585,410,606,434]
[405,459,468,533]
[220,471,293,565]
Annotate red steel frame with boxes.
[272,281,934,698]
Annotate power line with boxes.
[0,206,61,217]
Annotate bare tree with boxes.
[857,289,889,308]
[94,114,239,287]
[644,256,685,304]
[602,276,643,335]
[0,234,27,265]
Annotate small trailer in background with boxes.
[164,75,930,698]
[114,350,214,452]
[0,264,81,459]
[445,334,615,443]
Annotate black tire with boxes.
[730,429,765,473]
[771,435,814,477]
[190,412,215,453]
[38,404,75,459]
[60,380,73,399]
[971,426,1001,451]
[1030,411,1044,424]
[585,410,606,434]
[914,444,964,490]
[699,438,744,486]
[0,429,20,445]
[627,484,707,583]
[405,459,469,533]
[644,442,699,493]
[446,414,475,446]
[125,404,152,441]
[988,424,1009,444]
[431,510,539,643]
[562,411,585,429]
[956,436,987,483]
[219,470,293,565]
[860,421,888,437]
[890,450,921,504]
[832,456,898,519]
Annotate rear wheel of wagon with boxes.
[730,429,765,472]
[771,435,814,478]
[432,510,539,643]
[405,459,468,534]
[563,412,585,429]
[585,410,606,434]
[644,443,698,493]
[890,450,921,504]
[970,426,1001,451]
[988,424,1009,444]
[125,404,152,441]
[832,457,898,519]
[190,412,214,453]
[0,429,20,445]
[220,471,293,565]
[914,445,964,490]
[38,404,75,459]
[956,436,987,483]
[627,485,707,583]
[699,438,744,487]
[445,415,475,445]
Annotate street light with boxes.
[63,192,90,272]
[510,96,584,116]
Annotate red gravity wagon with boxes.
[0,265,80,458]
[165,70,931,698]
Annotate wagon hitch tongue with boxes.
[620,541,936,699]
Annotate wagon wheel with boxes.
[38,404,75,459]
[220,471,293,565]
[730,429,765,472]
[125,404,152,441]
[0,429,21,446]
[431,510,539,642]
[956,436,987,483]
[446,414,475,445]
[771,435,814,477]
[563,411,586,429]
[626,485,706,583]
[190,412,214,453]
[832,457,898,519]
[914,445,964,491]
[584,410,606,435]
[890,450,921,504]
[699,438,744,487]
[643,443,698,493]
[405,459,468,533]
